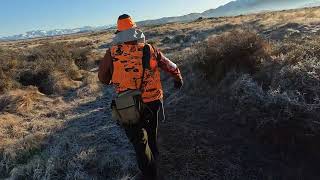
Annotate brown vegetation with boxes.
[196,30,271,83]
[0,41,105,178]
[159,29,320,179]
[0,88,66,177]
[0,41,95,95]
[200,30,320,158]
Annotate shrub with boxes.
[0,69,20,93]
[229,75,320,157]
[0,87,45,114]
[196,30,271,83]
[215,34,320,158]
[71,47,91,70]
[267,37,320,103]
[187,30,320,161]
[0,49,21,93]
[18,70,51,94]
[0,42,92,95]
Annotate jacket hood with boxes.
[112,28,146,44]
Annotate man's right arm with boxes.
[98,49,113,85]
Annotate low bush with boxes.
[71,47,92,70]
[190,30,320,160]
[195,30,271,83]
[0,87,45,114]
[0,41,93,95]
[229,75,320,143]
[0,49,21,93]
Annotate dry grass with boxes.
[0,41,96,95]
[76,71,102,98]
[0,113,63,178]
[195,30,271,83]
[0,87,46,114]
[157,28,320,179]
[0,40,104,178]
[0,91,66,177]
[196,30,320,159]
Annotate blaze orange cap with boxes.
[117,14,136,32]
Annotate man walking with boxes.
[98,14,183,180]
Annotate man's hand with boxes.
[174,79,183,89]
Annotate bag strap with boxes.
[139,65,145,91]
[140,43,156,91]
[140,43,150,91]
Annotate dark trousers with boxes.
[124,100,164,180]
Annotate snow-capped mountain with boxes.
[202,0,320,17]
[304,2,320,7]
[139,0,320,26]
[0,25,113,41]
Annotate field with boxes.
[1,6,320,180]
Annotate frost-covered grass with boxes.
[193,30,320,157]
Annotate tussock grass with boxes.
[0,41,94,95]
[196,30,272,83]
[160,29,320,179]
[0,112,64,178]
[0,87,45,114]
[193,30,320,158]
[76,71,102,98]
[0,41,102,178]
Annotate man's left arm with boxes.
[154,48,183,89]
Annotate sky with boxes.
[0,0,232,36]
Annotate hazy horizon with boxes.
[1,0,320,37]
[0,0,232,37]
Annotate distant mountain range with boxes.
[138,0,320,26]
[304,2,320,7]
[0,25,113,41]
[1,0,320,41]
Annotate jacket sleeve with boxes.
[98,49,113,85]
[154,48,183,81]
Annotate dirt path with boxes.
[38,87,138,180]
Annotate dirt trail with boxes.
[38,87,138,179]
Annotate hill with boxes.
[138,0,320,25]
